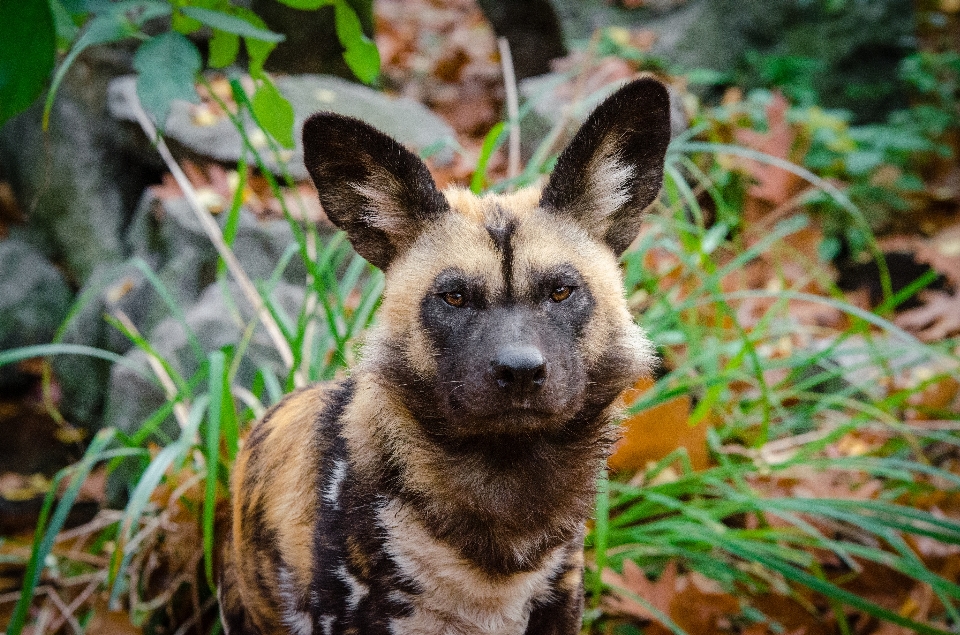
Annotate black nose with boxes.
[491,346,546,394]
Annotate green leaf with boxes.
[50,0,80,49]
[60,0,88,12]
[113,1,173,24]
[134,32,202,126]
[170,0,216,34]
[42,3,171,129]
[334,0,379,84]
[0,0,57,128]
[204,351,226,592]
[209,28,241,69]
[231,7,276,77]
[180,6,286,43]
[275,0,333,9]
[251,78,295,149]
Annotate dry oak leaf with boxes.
[601,559,676,623]
[609,377,709,474]
[733,92,806,207]
[602,561,740,635]
[895,291,960,341]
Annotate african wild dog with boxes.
[218,77,671,634]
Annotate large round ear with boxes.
[540,78,671,256]
[302,114,450,270]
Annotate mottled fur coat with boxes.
[218,77,671,635]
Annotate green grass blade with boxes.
[108,396,208,606]
[470,122,506,194]
[6,428,117,635]
[0,343,157,384]
[204,351,226,592]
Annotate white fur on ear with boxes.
[576,138,636,229]
[352,169,415,239]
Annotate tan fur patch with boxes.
[341,374,441,499]
[368,204,505,377]
[231,384,328,631]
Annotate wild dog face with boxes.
[303,78,671,440]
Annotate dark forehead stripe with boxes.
[485,207,517,295]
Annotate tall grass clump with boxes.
[583,135,960,633]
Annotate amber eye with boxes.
[442,292,466,307]
[550,286,573,302]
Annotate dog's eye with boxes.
[442,292,466,307]
[550,286,573,302]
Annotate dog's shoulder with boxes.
[228,379,349,633]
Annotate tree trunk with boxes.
[251,0,374,77]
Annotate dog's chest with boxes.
[376,500,564,635]
[309,465,564,635]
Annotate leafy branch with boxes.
[0,0,381,143]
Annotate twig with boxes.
[113,310,191,430]
[34,603,53,635]
[0,586,50,605]
[44,588,83,635]
[47,571,108,589]
[46,574,104,634]
[498,37,521,182]
[172,596,217,635]
[128,97,296,373]
[527,32,600,173]
[55,510,123,544]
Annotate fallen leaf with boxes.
[733,92,807,217]
[609,377,709,474]
[82,599,143,635]
[914,222,960,287]
[895,291,960,341]
[669,573,740,635]
[601,559,676,622]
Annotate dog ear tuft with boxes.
[302,114,449,270]
[540,78,671,255]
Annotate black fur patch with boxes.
[415,264,596,434]
[486,209,517,295]
[307,381,418,633]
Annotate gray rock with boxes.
[52,259,160,428]
[0,45,162,284]
[76,184,326,432]
[0,239,72,353]
[518,74,688,160]
[549,0,914,123]
[108,74,459,179]
[102,279,305,438]
[125,189,310,310]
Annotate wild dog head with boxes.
[303,78,671,441]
